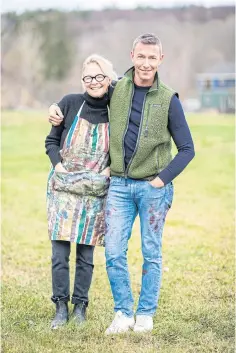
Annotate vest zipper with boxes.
[124,92,148,182]
[123,85,134,185]
[144,102,151,137]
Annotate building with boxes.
[196,62,235,113]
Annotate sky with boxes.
[1,0,235,13]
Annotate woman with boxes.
[45,54,116,329]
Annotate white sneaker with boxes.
[133,315,153,333]
[105,311,135,335]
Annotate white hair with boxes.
[82,54,117,81]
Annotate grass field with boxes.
[2,110,235,353]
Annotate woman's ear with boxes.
[106,78,112,92]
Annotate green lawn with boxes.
[2,111,235,353]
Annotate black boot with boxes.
[71,302,87,325]
[51,301,69,329]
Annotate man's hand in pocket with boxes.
[149,176,164,188]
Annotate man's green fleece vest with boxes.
[109,67,177,179]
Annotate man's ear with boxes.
[159,54,164,66]
[130,51,134,63]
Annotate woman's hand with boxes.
[100,167,110,178]
[55,163,68,173]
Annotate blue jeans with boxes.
[105,177,173,317]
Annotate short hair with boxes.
[132,33,163,55]
[82,54,117,81]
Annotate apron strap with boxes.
[64,101,85,149]
[77,100,85,117]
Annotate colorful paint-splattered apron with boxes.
[47,102,110,246]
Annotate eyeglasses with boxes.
[82,74,107,84]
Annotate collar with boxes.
[82,91,109,108]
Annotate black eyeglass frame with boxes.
[82,74,107,83]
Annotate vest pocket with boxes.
[53,171,110,197]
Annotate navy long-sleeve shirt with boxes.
[124,84,195,185]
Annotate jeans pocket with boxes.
[165,183,174,209]
[147,180,166,193]
[110,176,123,185]
[148,182,164,190]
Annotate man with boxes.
[48,33,195,334]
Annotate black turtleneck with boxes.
[45,93,109,167]
[82,91,109,124]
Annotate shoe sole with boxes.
[133,328,153,333]
[105,324,135,335]
[50,320,68,330]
